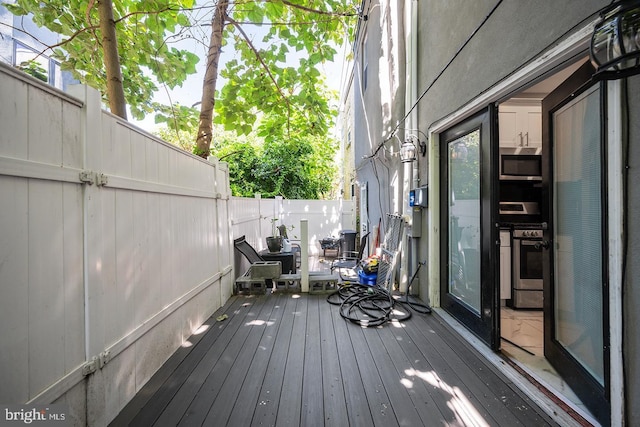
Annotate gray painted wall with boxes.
[416,0,605,127]
[625,74,640,423]
[412,0,637,422]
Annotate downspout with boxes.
[410,0,418,182]
[399,0,411,293]
[402,0,419,293]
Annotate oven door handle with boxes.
[534,240,551,250]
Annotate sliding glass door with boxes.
[542,62,609,425]
[440,108,500,349]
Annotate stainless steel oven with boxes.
[512,228,543,309]
[499,147,542,181]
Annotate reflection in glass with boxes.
[448,130,481,313]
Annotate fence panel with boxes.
[229,196,356,276]
[0,63,233,427]
[0,67,86,405]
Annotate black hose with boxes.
[327,260,431,326]
[403,261,432,314]
[327,283,421,327]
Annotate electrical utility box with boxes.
[409,186,428,238]
[409,186,428,208]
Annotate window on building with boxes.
[14,41,63,89]
[362,33,368,91]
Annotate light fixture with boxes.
[590,0,640,80]
[399,136,426,163]
[400,140,417,163]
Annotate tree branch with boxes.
[226,15,291,135]
[274,0,358,17]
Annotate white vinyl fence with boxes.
[0,63,233,426]
[230,195,356,272]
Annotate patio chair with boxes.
[330,232,370,279]
[233,235,272,294]
[233,235,264,264]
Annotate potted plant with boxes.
[277,223,297,252]
[266,218,283,253]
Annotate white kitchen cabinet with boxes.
[498,101,542,148]
[500,230,511,300]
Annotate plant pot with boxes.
[266,236,283,253]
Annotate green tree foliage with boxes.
[160,123,338,199]
[6,0,355,199]
[195,0,358,156]
[5,0,199,122]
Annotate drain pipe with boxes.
[401,0,420,294]
[409,0,420,296]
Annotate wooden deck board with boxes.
[274,294,307,426]
[375,323,452,425]
[178,294,279,426]
[329,296,374,427]
[301,295,323,426]
[411,311,554,427]
[110,297,244,427]
[346,319,401,427]
[318,295,348,426]
[249,294,297,426]
[199,294,281,426]
[111,293,560,427]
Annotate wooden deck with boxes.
[110,292,559,427]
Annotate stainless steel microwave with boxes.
[499,147,542,181]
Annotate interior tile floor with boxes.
[500,307,596,423]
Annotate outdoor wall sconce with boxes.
[400,136,426,163]
[590,0,640,80]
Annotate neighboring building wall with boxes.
[352,0,407,237]
[0,4,74,90]
[0,6,12,64]
[339,73,356,200]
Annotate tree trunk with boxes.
[195,0,229,158]
[98,0,127,119]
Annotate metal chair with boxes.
[331,232,370,279]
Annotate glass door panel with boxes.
[448,130,481,312]
[552,85,604,385]
[541,61,609,425]
[440,108,499,349]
